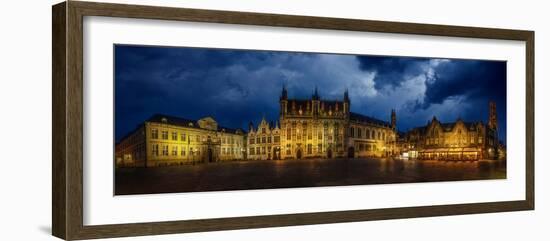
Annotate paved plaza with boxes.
[115,158,506,195]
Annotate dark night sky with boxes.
[115,45,507,143]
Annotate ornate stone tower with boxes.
[488,101,498,130]
[312,86,320,116]
[280,85,288,118]
[391,109,396,130]
[343,89,350,115]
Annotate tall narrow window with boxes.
[152,144,159,156]
[161,131,168,140]
[151,129,158,139]
[172,132,177,141]
[287,128,291,140]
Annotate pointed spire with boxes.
[312,86,320,100]
[344,88,350,102]
[280,84,288,100]
[391,109,396,129]
[248,121,254,132]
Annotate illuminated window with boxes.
[181,146,186,156]
[274,136,280,143]
[161,131,168,140]
[172,132,177,141]
[181,133,186,141]
[172,146,178,156]
[152,144,159,156]
[151,129,158,139]
[162,145,168,156]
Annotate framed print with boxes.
[52,1,534,240]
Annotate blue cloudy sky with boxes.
[115,45,507,143]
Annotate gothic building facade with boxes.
[277,86,397,160]
[247,118,281,160]
[116,88,504,167]
[401,101,503,161]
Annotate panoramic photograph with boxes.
[114,45,507,195]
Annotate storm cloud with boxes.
[115,45,506,143]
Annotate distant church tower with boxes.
[280,85,288,117]
[343,89,350,115]
[488,101,498,130]
[312,86,320,116]
[391,109,396,130]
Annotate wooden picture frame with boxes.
[52,1,534,240]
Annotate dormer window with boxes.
[188,122,194,127]
[161,117,168,123]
